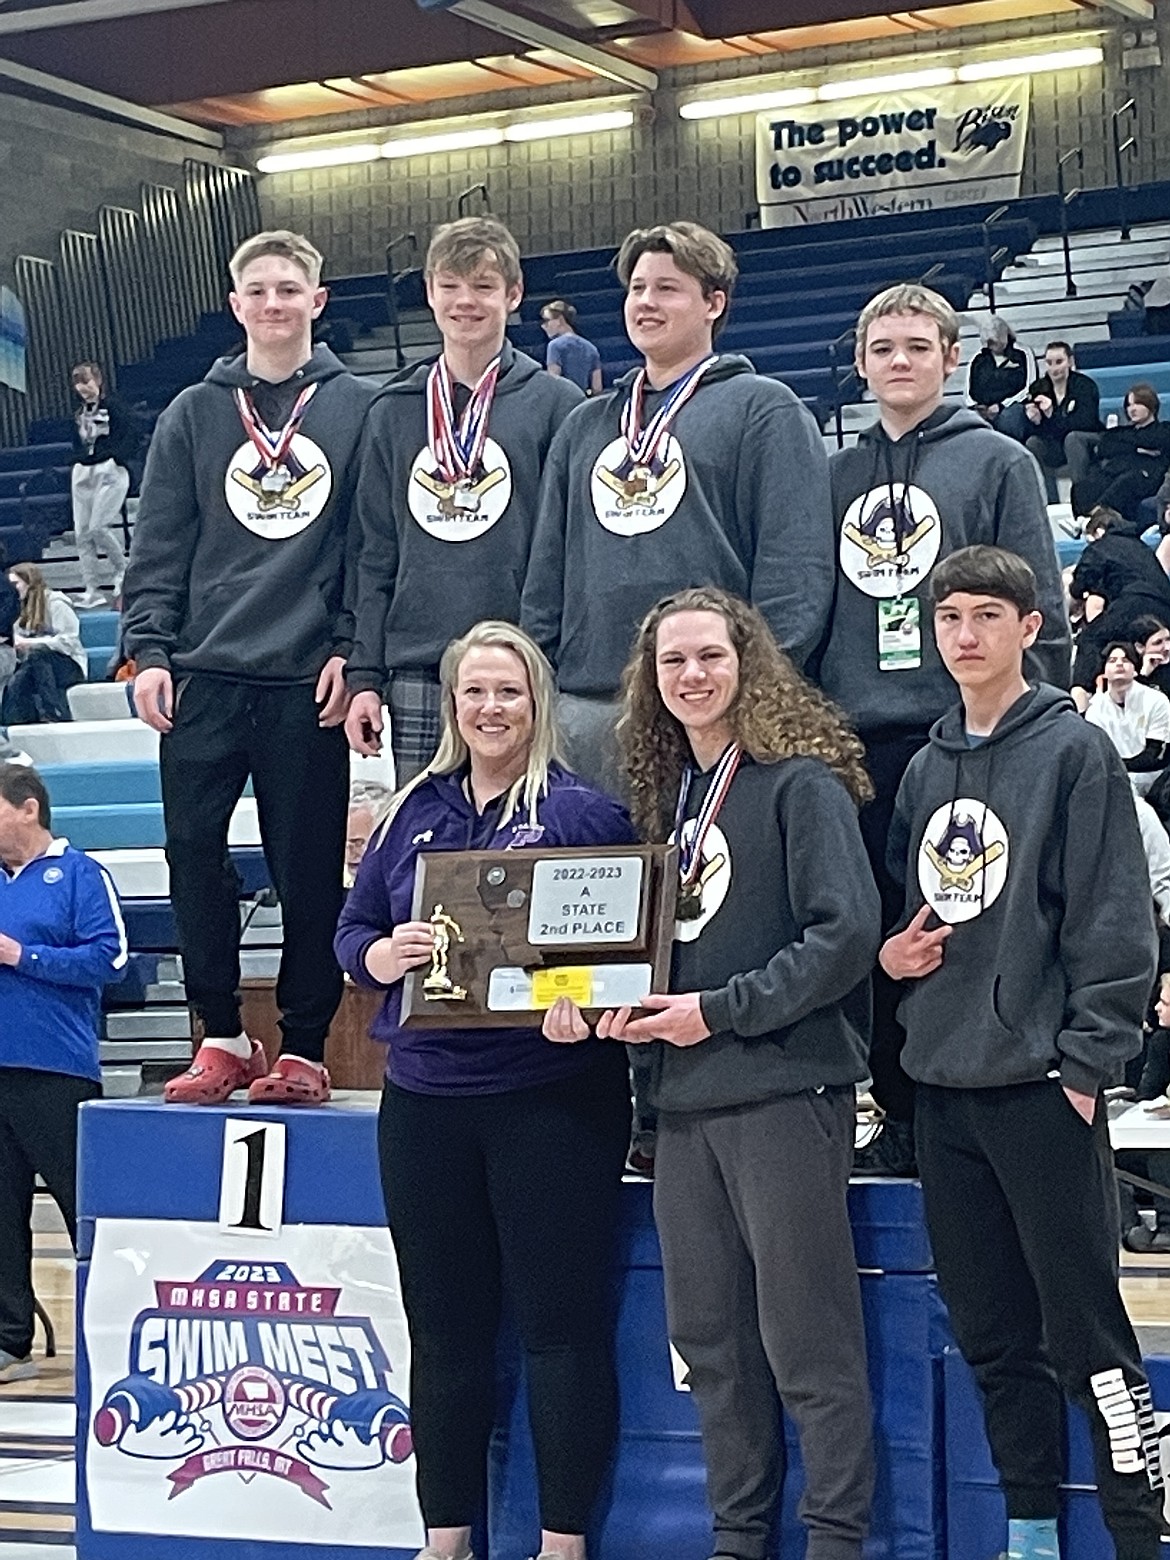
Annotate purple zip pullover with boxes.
[334,763,635,1094]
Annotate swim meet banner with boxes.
[755,78,1030,228]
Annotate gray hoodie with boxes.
[123,345,375,683]
[888,684,1156,1095]
[817,406,1070,735]
[522,354,834,697]
[346,342,582,690]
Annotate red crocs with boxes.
[164,1039,268,1105]
[247,1055,332,1106]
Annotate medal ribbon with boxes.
[426,356,502,483]
[674,741,742,889]
[234,382,318,471]
[620,354,718,468]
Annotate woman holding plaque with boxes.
[545,586,881,1560]
[335,620,633,1560]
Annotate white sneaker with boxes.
[74,589,107,609]
[0,1349,38,1383]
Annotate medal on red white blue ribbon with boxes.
[423,355,503,514]
[593,353,717,515]
[674,741,741,921]
[231,382,322,511]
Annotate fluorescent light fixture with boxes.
[679,87,817,121]
[503,109,634,141]
[957,46,1104,81]
[256,143,380,173]
[817,67,957,102]
[382,127,505,158]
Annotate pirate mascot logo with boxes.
[591,354,716,538]
[839,482,941,598]
[225,383,332,541]
[408,355,512,543]
[917,800,1009,924]
[672,742,737,942]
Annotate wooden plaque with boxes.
[401,844,678,1027]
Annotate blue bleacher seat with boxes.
[39,760,161,807]
[78,610,120,648]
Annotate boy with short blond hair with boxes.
[123,228,374,1107]
[345,216,582,781]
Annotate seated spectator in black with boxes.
[1,565,86,726]
[0,763,126,1381]
[966,316,1033,427]
[1070,511,1170,701]
[0,544,17,707]
[1000,341,1101,502]
[1117,974,1170,1253]
[1132,614,1170,700]
[1084,640,1170,791]
[1071,384,1170,525]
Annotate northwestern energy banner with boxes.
[756,79,1030,228]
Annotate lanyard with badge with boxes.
[425,355,502,511]
[876,447,924,672]
[617,354,718,480]
[673,741,741,921]
[233,381,319,500]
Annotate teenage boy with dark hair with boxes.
[123,228,374,1107]
[522,220,834,791]
[816,282,1070,1174]
[345,216,583,782]
[883,543,1164,1560]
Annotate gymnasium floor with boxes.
[6,1201,1170,1557]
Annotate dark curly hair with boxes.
[616,587,872,840]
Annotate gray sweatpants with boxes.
[556,691,622,796]
[653,1088,874,1560]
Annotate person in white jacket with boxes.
[1,564,86,724]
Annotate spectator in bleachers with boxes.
[1071,384,1170,524]
[523,220,833,793]
[1070,518,1170,705]
[1084,640,1170,793]
[1,563,86,725]
[345,218,582,784]
[540,300,603,395]
[815,282,1069,1176]
[1010,341,1102,503]
[0,542,17,708]
[69,361,134,610]
[0,763,126,1383]
[336,621,633,1560]
[966,315,1033,428]
[122,228,376,1108]
[543,588,880,1560]
[883,546,1164,1560]
[344,779,390,888]
[1134,614,1170,698]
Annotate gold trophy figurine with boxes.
[422,904,467,1001]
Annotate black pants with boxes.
[0,1067,101,1358]
[858,726,931,1123]
[917,1081,1165,1558]
[159,674,348,1061]
[378,1058,631,1534]
[1,651,83,724]
[1072,468,1164,526]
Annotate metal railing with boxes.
[457,182,490,217]
[826,324,857,450]
[1112,99,1137,242]
[384,231,419,370]
[1056,146,1084,299]
[981,205,1010,315]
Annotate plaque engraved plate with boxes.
[527,856,644,946]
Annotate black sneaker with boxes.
[853,1115,918,1177]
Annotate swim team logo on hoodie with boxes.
[839,482,941,598]
[590,433,687,536]
[224,432,332,540]
[407,437,513,542]
[672,819,731,943]
[917,798,1009,924]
